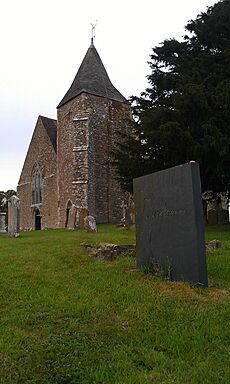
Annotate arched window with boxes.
[32,166,42,204]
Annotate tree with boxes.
[0,190,16,226]
[114,0,230,201]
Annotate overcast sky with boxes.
[0,0,217,191]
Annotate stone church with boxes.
[17,39,130,230]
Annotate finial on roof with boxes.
[90,20,97,46]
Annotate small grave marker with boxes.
[84,216,97,232]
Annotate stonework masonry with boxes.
[17,117,58,229]
[17,41,131,230]
[57,93,130,226]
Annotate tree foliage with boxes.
[0,190,17,222]
[114,0,230,198]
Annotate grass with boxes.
[0,224,229,383]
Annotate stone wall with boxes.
[57,93,131,226]
[92,98,131,223]
[17,117,58,229]
[57,94,89,227]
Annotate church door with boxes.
[35,208,41,230]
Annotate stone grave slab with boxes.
[133,162,208,287]
[8,195,20,237]
[67,205,77,229]
[79,208,88,230]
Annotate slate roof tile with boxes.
[57,42,127,108]
[40,116,57,152]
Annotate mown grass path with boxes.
[0,225,229,383]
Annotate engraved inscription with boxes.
[147,208,186,219]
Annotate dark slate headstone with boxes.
[133,162,208,287]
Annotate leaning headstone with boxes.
[134,162,208,287]
[0,212,7,233]
[67,205,77,229]
[84,216,97,232]
[8,195,20,238]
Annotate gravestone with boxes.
[218,209,229,224]
[0,212,7,232]
[84,216,97,232]
[207,209,218,225]
[122,195,135,229]
[8,195,20,237]
[207,197,229,225]
[79,208,88,230]
[67,205,77,229]
[134,162,208,287]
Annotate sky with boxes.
[0,0,217,191]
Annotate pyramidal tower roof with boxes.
[57,40,127,108]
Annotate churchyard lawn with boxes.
[0,225,229,383]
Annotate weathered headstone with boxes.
[122,195,135,229]
[207,197,229,225]
[0,212,7,233]
[207,209,218,225]
[84,216,97,232]
[8,195,20,237]
[134,162,208,287]
[79,208,88,230]
[218,209,229,224]
[67,205,77,229]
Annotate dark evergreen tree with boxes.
[114,0,230,199]
[0,190,16,226]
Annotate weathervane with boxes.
[91,20,98,45]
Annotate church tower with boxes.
[57,40,130,226]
